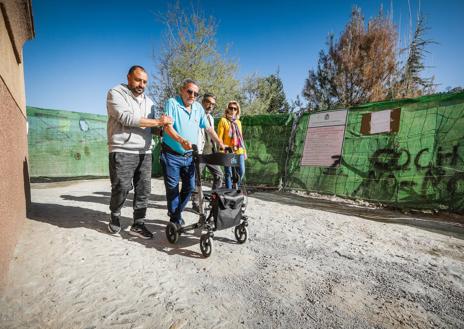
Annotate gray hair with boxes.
[180,78,199,89]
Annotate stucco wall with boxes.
[0,79,30,289]
[0,0,34,290]
[0,8,26,111]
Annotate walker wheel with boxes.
[234,224,248,244]
[166,222,179,244]
[200,234,213,257]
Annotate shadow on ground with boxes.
[250,191,464,240]
[60,191,166,209]
[27,200,209,259]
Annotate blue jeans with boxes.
[224,154,245,188]
[160,151,196,223]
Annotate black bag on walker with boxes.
[212,188,244,230]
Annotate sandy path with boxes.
[1,179,463,329]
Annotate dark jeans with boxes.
[191,162,223,205]
[109,152,152,224]
[160,151,195,223]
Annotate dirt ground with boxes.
[1,178,463,329]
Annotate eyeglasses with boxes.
[186,89,199,97]
[227,106,238,111]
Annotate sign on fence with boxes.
[301,110,348,167]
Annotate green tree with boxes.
[303,39,339,111]
[290,95,305,113]
[241,73,290,115]
[150,3,240,116]
[393,14,436,98]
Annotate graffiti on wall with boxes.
[352,143,464,207]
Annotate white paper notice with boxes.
[301,110,347,167]
[370,110,391,134]
[300,126,346,166]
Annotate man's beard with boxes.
[131,86,144,95]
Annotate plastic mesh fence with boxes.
[285,92,464,212]
[151,114,294,186]
[27,107,109,178]
[240,114,294,186]
[26,91,464,212]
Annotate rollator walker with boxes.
[165,145,249,257]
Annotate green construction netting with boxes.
[152,114,294,186]
[285,92,464,212]
[26,91,464,213]
[27,107,109,178]
[240,114,294,186]
[152,137,163,177]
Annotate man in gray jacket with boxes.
[107,65,172,239]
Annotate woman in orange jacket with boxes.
[217,100,246,188]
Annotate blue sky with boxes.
[24,0,464,115]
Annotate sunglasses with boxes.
[227,106,238,111]
[186,89,199,97]
[205,100,216,107]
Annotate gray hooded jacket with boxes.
[106,84,155,154]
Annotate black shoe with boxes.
[108,215,121,234]
[129,223,153,239]
[192,203,200,214]
[170,217,185,226]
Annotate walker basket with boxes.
[211,188,244,230]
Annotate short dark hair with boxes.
[128,65,146,75]
[181,78,199,89]
[202,92,216,101]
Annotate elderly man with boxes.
[160,79,224,226]
[191,92,223,212]
[106,65,172,239]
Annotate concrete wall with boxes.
[0,0,34,289]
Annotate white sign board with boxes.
[308,110,348,128]
[370,109,391,134]
[301,110,347,167]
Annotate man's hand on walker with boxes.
[159,115,173,126]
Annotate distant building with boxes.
[0,0,34,289]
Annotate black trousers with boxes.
[191,162,224,205]
[109,152,152,223]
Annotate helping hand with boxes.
[160,115,173,126]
